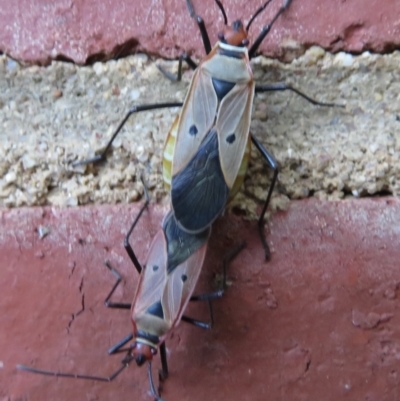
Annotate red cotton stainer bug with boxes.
[17,181,245,401]
[72,0,342,261]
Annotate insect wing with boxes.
[172,68,218,176]
[132,229,168,317]
[217,81,254,189]
[228,135,251,202]
[170,129,229,233]
[161,242,208,327]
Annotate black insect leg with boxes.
[186,0,212,54]
[157,53,198,82]
[17,352,134,382]
[102,264,135,355]
[159,342,169,381]
[103,261,132,309]
[248,0,292,59]
[255,83,345,108]
[181,242,246,329]
[181,314,214,329]
[72,102,183,166]
[124,177,150,274]
[108,333,134,355]
[250,134,278,261]
[148,362,166,401]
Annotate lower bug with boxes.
[17,182,245,400]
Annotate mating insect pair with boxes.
[19,181,243,401]
[18,0,343,399]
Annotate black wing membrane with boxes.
[171,129,229,233]
[163,211,210,274]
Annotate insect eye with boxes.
[218,32,225,41]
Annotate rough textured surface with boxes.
[1,50,399,209]
[1,0,399,64]
[1,198,400,401]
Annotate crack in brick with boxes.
[68,261,76,278]
[66,277,86,332]
[76,294,85,317]
[67,314,74,334]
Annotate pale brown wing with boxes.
[228,135,251,202]
[216,81,255,189]
[161,242,208,328]
[132,229,168,317]
[172,67,218,176]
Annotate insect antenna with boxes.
[185,0,197,19]
[17,351,134,382]
[213,0,228,25]
[148,362,166,401]
[246,0,274,30]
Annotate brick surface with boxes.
[0,0,399,64]
[1,198,399,401]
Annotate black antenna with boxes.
[213,0,228,25]
[246,0,274,30]
[186,0,196,18]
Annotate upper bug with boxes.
[73,0,340,260]
[163,0,292,250]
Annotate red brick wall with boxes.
[1,0,398,64]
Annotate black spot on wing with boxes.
[145,301,164,319]
[226,133,236,144]
[212,78,235,101]
[181,274,187,282]
[189,125,198,136]
[171,129,230,233]
[163,212,210,274]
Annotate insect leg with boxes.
[185,0,212,54]
[188,242,246,302]
[255,83,345,108]
[124,177,150,274]
[248,0,292,59]
[148,362,166,401]
[157,53,198,82]
[108,333,134,354]
[103,261,132,309]
[182,242,246,329]
[72,102,183,166]
[17,352,134,382]
[159,342,169,380]
[181,315,213,329]
[250,134,278,261]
